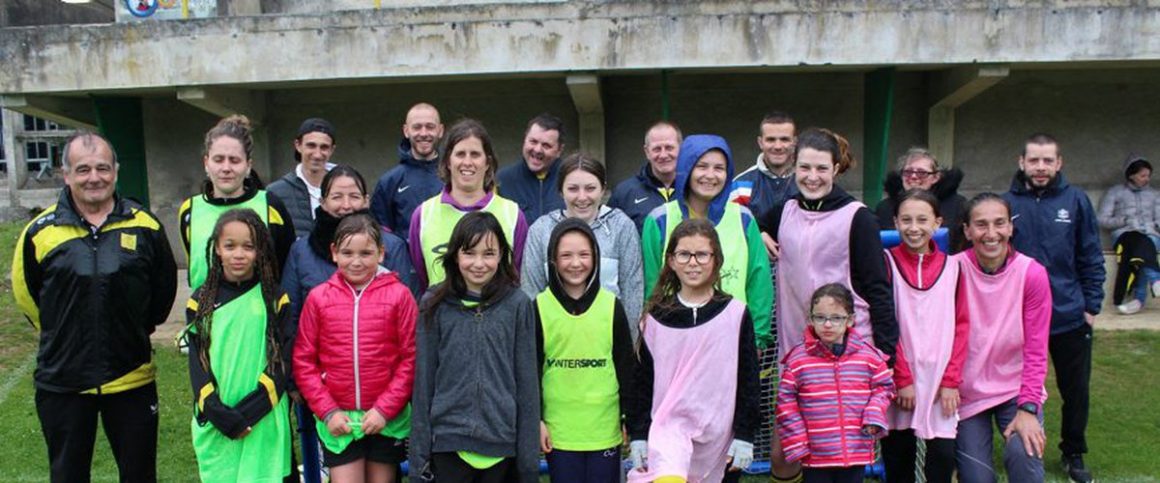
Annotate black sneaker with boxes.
[1063,454,1094,483]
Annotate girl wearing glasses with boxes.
[880,190,970,483]
[626,219,760,483]
[775,283,895,483]
[872,148,967,248]
[758,128,899,483]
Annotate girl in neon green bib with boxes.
[535,218,633,482]
[185,209,292,482]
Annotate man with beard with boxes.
[609,121,682,231]
[1003,133,1104,483]
[370,102,445,241]
[497,113,566,222]
[268,117,339,238]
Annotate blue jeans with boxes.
[1132,234,1160,302]
[955,398,1044,483]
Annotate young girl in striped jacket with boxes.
[775,283,895,483]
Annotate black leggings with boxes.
[430,452,514,483]
[881,429,955,483]
[802,466,864,483]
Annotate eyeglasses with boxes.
[808,314,850,326]
[901,169,937,180]
[673,250,714,265]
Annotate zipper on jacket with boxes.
[350,283,364,410]
[833,358,850,466]
[918,253,925,289]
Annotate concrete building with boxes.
[2,0,1159,264]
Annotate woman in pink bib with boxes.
[952,193,1051,483]
[625,219,760,483]
[757,128,899,482]
[880,190,969,483]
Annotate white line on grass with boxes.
[0,355,35,406]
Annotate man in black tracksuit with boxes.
[11,133,178,482]
[497,113,566,222]
[1004,133,1105,483]
[608,121,682,231]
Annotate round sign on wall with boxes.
[126,0,159,18]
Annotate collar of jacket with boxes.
[55,186,133,228]
[1010,169,1068,197]
[200,177,261,205]
[794,185,857,212]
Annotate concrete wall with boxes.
[261,0,562,14]
[129,64,1160,266]
[6,1,1160,94]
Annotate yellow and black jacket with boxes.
[11,188,178,394]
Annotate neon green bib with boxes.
[663,201,749,303]
[417,194,520,287]
[188,192,269,291]
[537,289,621,451]
[314,405,411,454]
[190,284,290,482]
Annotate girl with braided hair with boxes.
[185,208,294,482]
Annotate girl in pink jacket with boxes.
[776,283,895,483]
[294,214,418,483]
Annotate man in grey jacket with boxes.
[1098,155,1160,314]
[268,118,338,238]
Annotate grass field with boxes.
[1,221,1159,482]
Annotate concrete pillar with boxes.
[566,75,606,162]
[927,65,1009,167]
[3,109,28,207]
[862,68,895,207]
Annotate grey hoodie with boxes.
[1098,155,1160,240]
[410,287,540,482]
[521,206,644,340]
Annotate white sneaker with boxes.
[1151,280,1160,298]
[1118,299,1143,315]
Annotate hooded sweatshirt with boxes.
[1098,155,1160,240]
[533,219,634,451]
[1005,170,1105,335]
[521,206,644,333]
[370,138,444,241]
[641,134,773,348]
[874,168,968,252]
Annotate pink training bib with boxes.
[627,299,746,483]
[776,201,871,365]
[885,250,960,439]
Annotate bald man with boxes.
[371,102,446,240]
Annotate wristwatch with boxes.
[1018,402,1039,415]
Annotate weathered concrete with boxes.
[3,1,1160,95]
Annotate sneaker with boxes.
[1117,299,1143,315]
[1151,279,1160,298]
[1063,454,1094,483]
